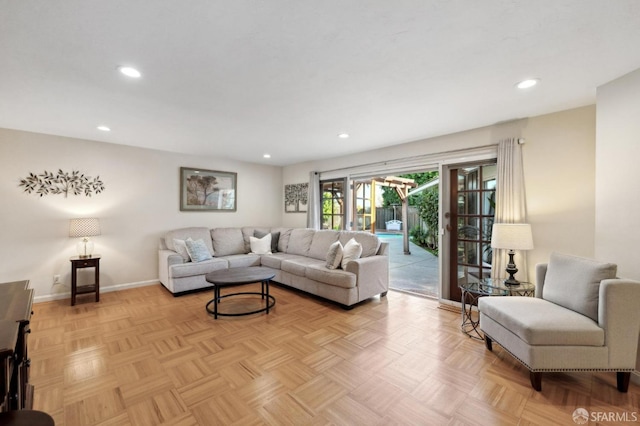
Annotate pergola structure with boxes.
[373,176,417,254]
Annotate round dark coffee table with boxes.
[0,410,55,426]
[205,266,276,319]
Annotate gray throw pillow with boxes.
[172,238,190,262]
[254,230,280,253]
[185,238,213,263]
[326,241,343,269]
[542,252,617,322]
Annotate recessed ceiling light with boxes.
[263,154,271,159]
[516,79,539,89]
[97,125,111,132]
[118,66,142,78]
[338,133,350,139]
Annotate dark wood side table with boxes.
[70,255,100,306]
[0,281,33,412]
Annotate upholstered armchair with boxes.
[478,252,640,392]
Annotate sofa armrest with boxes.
[598,278,640,368]
[345,255,389,297]
[159,249,185,287]
[535,263,548,299]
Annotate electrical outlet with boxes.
[53,274,60,284]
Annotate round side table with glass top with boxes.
[482,278,535,297]
[458,279,535,340]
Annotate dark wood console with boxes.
[0,280,33,412]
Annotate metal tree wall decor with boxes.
[19,169,105,197]
[285,182,308,213]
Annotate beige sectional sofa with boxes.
[158,227,389,308]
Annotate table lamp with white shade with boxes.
[69,218,101,258]
[491,223,534,286]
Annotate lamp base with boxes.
[76,239,94,258]
[503,277,521,286]
[504,249,520,286]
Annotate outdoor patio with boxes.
[377,233,438,298]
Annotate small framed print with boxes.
[284,182,308,213]
[180,167,237,211]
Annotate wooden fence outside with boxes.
[375,206,422,232]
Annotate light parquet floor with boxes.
[29,284,639,425]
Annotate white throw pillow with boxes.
[173,238,190,262]
[341,238,363,269]
[325,241,343,269]
[250,233,272,255]
[185,238,213,262]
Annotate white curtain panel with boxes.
[491,139,529,281]
[306,171,320,229]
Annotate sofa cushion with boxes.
[325,241,343,270]
[287,229,315,256]
[254,229,280,253]
[308,230,340,261]
[260,253,301,270]
[170,258,228,278]
[165,227,214,255]
[211,228,246,256]
[250,234,272,255]
[338,232,380,258]
[542,252,617,322]
[281,257,324,276]
[306,264,356,289]
[341,238,363,269]
[224,254,262,268]
[479,297,605,346]
[185,238,213,262]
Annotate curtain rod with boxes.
[319,143,499,175]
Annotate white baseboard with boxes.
[632,371,640,385]
[33,279,159,303]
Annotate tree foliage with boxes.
[416,188,439,249]
[186,175,218,205]
[381,171,438,206]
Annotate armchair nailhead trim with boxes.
[484,333,633,373]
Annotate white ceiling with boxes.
[2,1,640,166]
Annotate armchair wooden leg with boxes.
[484,335,493,351]
[530,372,542,391]
[617,372,630,392]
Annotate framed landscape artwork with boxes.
[180,167,237,211]
[285,182,308,213]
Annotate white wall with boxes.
[283,106,597,284]
[522,106,596,271]
[596,69,640,278]
[595,68,640,374]
[0,128,282,300]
